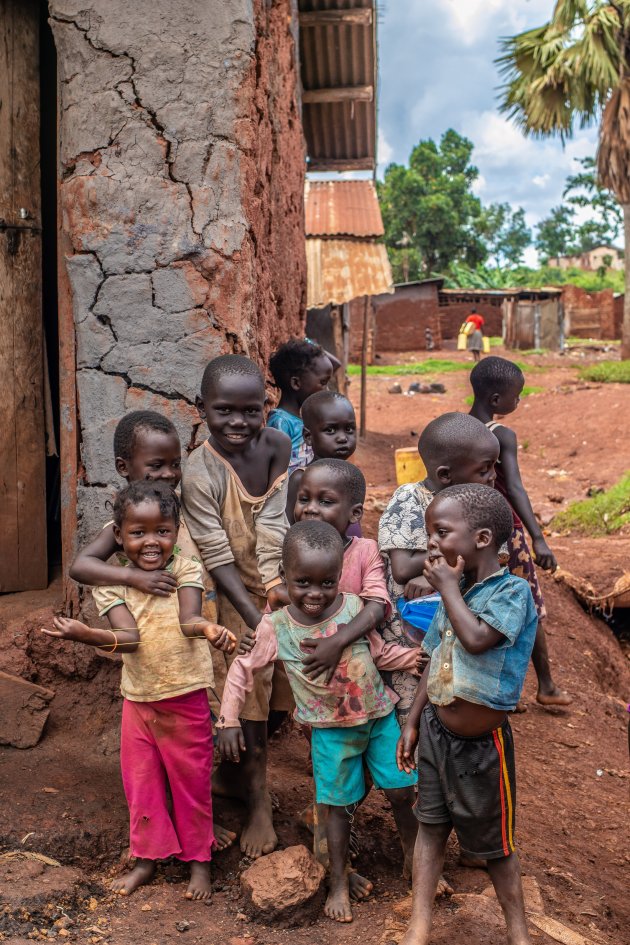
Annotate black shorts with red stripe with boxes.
[414,703,517,860]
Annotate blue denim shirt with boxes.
[422,568,537,712]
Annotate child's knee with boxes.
[384,786,415,809]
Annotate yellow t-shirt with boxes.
[92,555,215,702]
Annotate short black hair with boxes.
[418,412,497,473]
[200,354,265,400]
[269,339,325,391]
[301,390,355,429]
[470,356,525,398]
[113,410,178,462]
[113,480,180,529]
[306,458,366,504]
[430,483,514,548]
[283,520,344,566]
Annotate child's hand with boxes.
[423,554,465,592]
[301,632,345,683]
[238,628,256,654]
[202,622,237,653]
[396,723,419,774]
[266,583,290,610]
[403,576,432,600]
[128,568,178,597]
[415,649,429,675]
[217,727,246,763]
[41,616,98,645]
[532,537,557,572]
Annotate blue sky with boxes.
[376,1,600,261]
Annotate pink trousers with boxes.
[121,689,214,862]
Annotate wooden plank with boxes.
[0,0,47,592]
[307,157,375,172]
[303,85,373,104]
[299,9,373,26]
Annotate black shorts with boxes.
[414,703,517,860]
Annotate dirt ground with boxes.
[1,345,629,945]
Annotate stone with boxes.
[0,672,55,749]
[388,383,403,394]
[240,844,325,925]
[76,370,127,485]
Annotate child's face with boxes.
[304,400,357,460]
[492,380,524,417]
[114,500,178,570]
[425,498,491,568]
[294,466,361,535]
[284,546,341,620]
[197,374,265,453]
[116,429,182,487]
[294,355,333,404]
[446,437,499,488]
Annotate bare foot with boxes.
[537,687,572,707]
[213,823,237,852]
[436,873,454,897]
[458,852,487,870]
[240,794,277,858]
[185,861,212,901]
[325,885,353,923]
[348,871,373,902]
[111,859,155,896]
[514,700,528,713]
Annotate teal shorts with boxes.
[311,711,416,807]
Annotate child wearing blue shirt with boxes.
[397,483,537,945]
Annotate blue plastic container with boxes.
[397,593,441,646]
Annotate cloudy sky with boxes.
[377,1,600,260]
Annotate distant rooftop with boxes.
[305,180,383,238]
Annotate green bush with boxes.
[578,361,630,383]
[347,360,471,376]
[552,474,630,535]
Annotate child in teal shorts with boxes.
[216,520,418,925]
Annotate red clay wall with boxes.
[348,284,441,359]
[562,285,620,340]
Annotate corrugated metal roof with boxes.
[305,180,384,237]
[306,238,393,307]
[298,0,376,170]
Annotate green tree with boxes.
[498,0,630,358]
[378,129,486,279]
[479,202,532,267]
[564,156,623,252]
[535,204,577,261]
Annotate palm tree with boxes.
[498,1,630,358]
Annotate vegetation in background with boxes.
[347,360,470,377]
[578,361,630,383]
[441,262,624,292]
[553,474,630,536]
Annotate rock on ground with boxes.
[240,844,325,925]
[0,671,55,748]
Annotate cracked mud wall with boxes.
[49,0,306,548]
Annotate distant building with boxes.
[548,246,624,272]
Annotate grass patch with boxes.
[488,336,503,348]
[578,361,630,384]
[567,336,620,345]
[464,385,543,406]
[347,359,471,376]
[552,474,630,536]
[518,348,548,356]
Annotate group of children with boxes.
[45,343,568,944]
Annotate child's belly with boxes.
[436,698,507,737]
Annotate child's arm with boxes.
[253,466,290,597]
[423,556,504,655]
[70,524,178,597]
[390,550,432,598]
[215,616,279,762]
[41,606,140,652]
[397,663,430,773]
[494,426,557,570]
[285,467,303,525]
[177,585,236,653]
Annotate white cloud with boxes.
[532,174,551,188]
[377,127,394,173]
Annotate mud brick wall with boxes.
[562,285,620,340]
[50,0,305,546]
[437,299,504,340]
[348,283,442,359]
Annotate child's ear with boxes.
[114,457,129,479]
[435,464,452,486]
[349,502,363,524]
[195,395,206,420]
[279,562,286,580]
[289,374,301,392]
[475,527,493,550]
[113,524,124,547]
[489,392,501,409]
[303,425,312,445]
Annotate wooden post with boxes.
[360,295,369,438]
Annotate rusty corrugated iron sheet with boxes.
[306,238,393,307]
[298,0,376,170]
[305,180,384,238]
